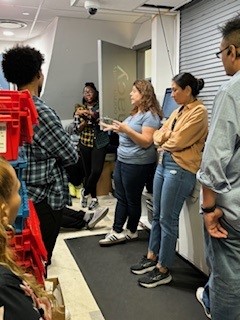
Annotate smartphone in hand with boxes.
[101,117,114,125]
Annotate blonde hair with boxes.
[0,157,49,298]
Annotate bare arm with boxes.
[112,120,156,148]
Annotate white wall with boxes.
[151,13,179,105]
[24,18,58,93]
[42,17,140,120]
[132,19,151,47]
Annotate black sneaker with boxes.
[130,255,157,275]
[138,267,172,288]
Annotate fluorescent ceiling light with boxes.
[3,30,14,36]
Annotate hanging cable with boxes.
[158,9,174,76]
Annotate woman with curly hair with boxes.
[0,157,52,320]
[131,73,208,289]
[75,82,110,210]
[99,79,162,246]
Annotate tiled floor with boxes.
[47,194,118,320]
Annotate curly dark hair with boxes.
[1,45,44,87]
[82,82,99,105]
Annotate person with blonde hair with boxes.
[0,157,52,320]
[99,79,162,246]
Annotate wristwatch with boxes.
[200,204,216,214]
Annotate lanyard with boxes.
[171,105,184,131]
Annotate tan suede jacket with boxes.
[153,100,208,173]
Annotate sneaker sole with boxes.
[138,274,172,288]
[131,265,156,275]
[99,238,126,247]
[125,236,138,242]
[196,290,211,319]
[87,208,109,229]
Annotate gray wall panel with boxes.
[179,0,240,120]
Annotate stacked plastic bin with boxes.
[0,90,47,284]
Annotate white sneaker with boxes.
[196,287,211,319]
[99,229,126,246]
[87,207,109,229]
[65,308,71,320]
[125,229,138,240]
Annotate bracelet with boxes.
[200,204,216,214]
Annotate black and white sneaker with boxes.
[125,229,138,241]
[99,229,126,246]
[138,267,172,288]
[88,198,99,210]
[130,255,157,275]
[81,188,88,208]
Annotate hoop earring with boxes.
[5,224,15,233]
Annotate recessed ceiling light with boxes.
[0,19,27,29]
[3,30,14,36]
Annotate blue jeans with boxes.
[205,219,240,320]
[113,160,153,233]
[202,282,211,312]
[148,151,196,268]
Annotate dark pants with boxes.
[113,160,154,233]
[34,198,63,265]
[65,156,86,186]
[79,144,107,198]
[61,207,86,229]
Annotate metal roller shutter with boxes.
[180,0,240,120]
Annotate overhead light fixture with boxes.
[0,19,27,29]
[3,30,14,36]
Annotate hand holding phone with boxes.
[101,117,114,125]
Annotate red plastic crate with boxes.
[0,113,21,160]
[0,90,38,160]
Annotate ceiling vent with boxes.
[0,19,27,29]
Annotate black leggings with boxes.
[34,198,63,265]
[79,144,107,198]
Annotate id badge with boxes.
[158,150,164,164]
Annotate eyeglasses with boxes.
[215,46,229,59]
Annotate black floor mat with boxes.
[65,230,208,320]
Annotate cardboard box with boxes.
[45,277,65,320]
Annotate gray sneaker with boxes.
[130,255,157,275]
[87,207,109,229]
[138,267,172,288]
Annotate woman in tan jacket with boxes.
[131,72,208,288]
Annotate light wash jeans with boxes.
[148,151,196,268]
[205,219,240,320]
